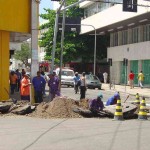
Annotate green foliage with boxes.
[39,0,108,64]
[13,43,31,66]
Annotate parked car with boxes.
[85,74,102,89]
[61,69,75,87]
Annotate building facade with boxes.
[80,0,150,85]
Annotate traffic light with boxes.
[108,58,112,66]
[123,0,137,12]
[123,58,128,66]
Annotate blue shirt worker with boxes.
[106,92,120,106]
[32,71,46,103]
[48,73,60,101]
[89,93,104,113]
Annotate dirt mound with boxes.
[29,97,84,119]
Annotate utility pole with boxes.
[30,0,40,104]
[59,0,66,92]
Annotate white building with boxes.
[80,0,150,85]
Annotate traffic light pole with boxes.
[51,0,87,73]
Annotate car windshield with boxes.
[61,70,74,76]
[86,75,98,80]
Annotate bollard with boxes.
[113,99,124,121]
[138,97,147,120]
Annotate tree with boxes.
[13,43,31,66]
[39,0,108,65]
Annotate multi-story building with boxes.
[80,0,150,85]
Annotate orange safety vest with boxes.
[20,78,30,96]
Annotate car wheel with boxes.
[98,87,101,90]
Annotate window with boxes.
[121,30,128,45]
[113,32,118,46]
[143,24,150,42]
[84,1,113,18]
[131,27,139,43]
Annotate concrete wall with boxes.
[107,41,150,61]
[110,61,121,84]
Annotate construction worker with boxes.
[106,92,120,106]
[73,93,104,117]
[20,74,31,101]
[89,93,104,114]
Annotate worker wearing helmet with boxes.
[89,93,104,113]
[106,92,120,106]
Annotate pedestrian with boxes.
[128,70,135,89]
[21,69,26,79]
[32,71,46,103]
[40,71,47,97]
[48,72,60,101]
[9,71,18,94]
[89,93,104,115]
[80,72,86,100]
[15,69,22,92]
[106,92,120,106]
[55,66,60,76]
[73,72,81,94]
[103,72,108,84]
[20,74,31,101]
[138,71,144,88]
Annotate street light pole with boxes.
[60,23,97,75]
[51,0,87,73]
[51,12,59,73]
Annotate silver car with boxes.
[85,74,102,89]
[61,69,75,87]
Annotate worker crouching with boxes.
[88,93,104,116]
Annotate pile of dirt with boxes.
[28,97,86,119]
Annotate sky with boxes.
[39,0,60,23]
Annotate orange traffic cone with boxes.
[134,93,140,105]
[114,99,124,121]
[138,97,147,120]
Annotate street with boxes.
[1,85,150,150]
[0,117,150,150]
[61,86,138,104]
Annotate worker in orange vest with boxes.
[20,74,31,101]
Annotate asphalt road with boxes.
[61,86,135,104]
[1,86,150,150]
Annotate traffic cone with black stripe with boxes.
[138,97,147,120]
[114,99,124,121]
[134,93,140,105]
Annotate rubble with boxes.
[0,97,149,119]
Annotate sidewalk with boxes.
[102,83,150,98]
